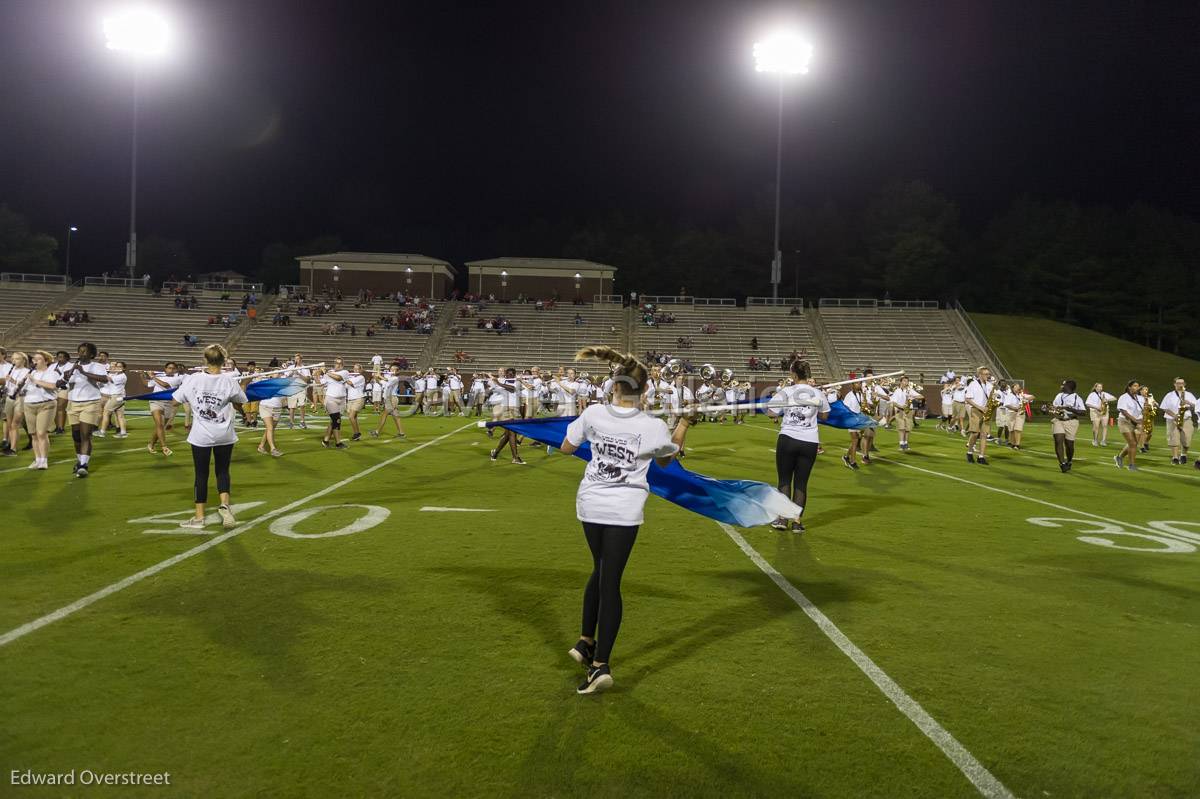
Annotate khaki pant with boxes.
[25,400,56,434]
[2,397,19,421]
[895,409,914,432]
[103,395,125,415]
[1167,417,1194,449]
[67,399,101,426]
[1009,411,1026,432]
[952,401,965,420]
[1117,417,1139,437]
[1089,409,1108,425]
[1051,418,1079,440]
[287,392,305,409]
[967,408,989,435]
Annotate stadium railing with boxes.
[203,281,263,294]
[1,273,69,287]
[592,294,622,304]
[279,284,308,297]
[746,296,804,307]
[692,298,737,307]
[819,298,878,308]
[84,277,148,291]
[640,295,693,305]
[162,281,204,295]
[885,300,940,309]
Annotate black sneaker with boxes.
[577,664,613,695]
[1059,461,1069,473]
[977,457,989,465]
[76,466,88,478]
[351,433,362,441]
[72,461,81,473]
[842,455,859,470]
[489,449,499,461]
[568,640,595,668]
[862,455,871,465]
[1065,460,1072,472]
[770,518,790,531]
[335,442,348,449]
[966,452,975,463]
[791,520,806,534]
[321,438,331,448]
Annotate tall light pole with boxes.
[753,31,813,300]
[104,8,170,278]
[66,226,78,278]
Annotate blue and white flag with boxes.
[129,376,308,403]
[487,415,801,527]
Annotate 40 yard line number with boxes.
[1028,518,1200,554]
[129,504,391,539]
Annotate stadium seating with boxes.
[235,295,435,369]
[429,301,625,373]
[11,288,245,368]
[819,307,980,380]
[633,305,831,383]
[0,284,72,343]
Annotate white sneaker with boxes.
[270,449,283,457]
[115,432,128,438]
[217,504,237,529]
[179,517,206,529]
[94,430,106,438]
[27,461,39,470]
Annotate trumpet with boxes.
[699,364,716,380]
[664,358,683,377]
[720,367,734,383]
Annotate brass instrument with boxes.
[664,358,683,378]
[982,384,1001,421]
[860,379,877,413]
[1142,394,1158,435]
[720,367,734,383]
[1039,402,1077,421]
[699,364,716,380]
[1172,392,1194,430]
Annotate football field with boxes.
[2,407,1197,797]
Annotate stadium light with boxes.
[104,7,172,279]
[66,226,79,278]
[752,29,814,300]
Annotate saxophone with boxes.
[1142,394,1158,435]
[982,384,1001,421]
[1174,392,1192,430]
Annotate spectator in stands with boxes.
[247,306,257,322]
[182,333,199,347]
[350,324,358,336]
[269,356,281,368]
[700,323,718,334]
[222,315,232,328]
[47,312,56,326]
[574,314,584,326]
[750,337,759,350]
[207,316,217,326]
[789,305,801,315]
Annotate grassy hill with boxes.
[972,312,1200,399]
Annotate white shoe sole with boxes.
[568,647,588,666]
[218,508,237,528]
[578,674,613,695]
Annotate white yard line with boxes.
[718,522,1014,799]
[0,423,473,649]
[419,506,496,512]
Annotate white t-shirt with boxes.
[1085,391,1113,411]
[843,390,862,414]
[1116,393,1144,422]
[101,372,127,398]
[952,386,966,402]
[469,378,485,395]
[25,368,57,403]
[891,387,916,409]
[1004,390,1023,412]
[940,389,954,414]
[964,379,990,410]
[323,370,349,399]
[423,375,439,392]
[346,373,366,401]
[67,362,107,402]
[565,404,678,526]
[1053,392,1086,415]
[5,366,30,398]
[172,372,247,446]
[0,362,11,384]
[1160,390,1197,421]
[448,374,464,392]
[667,384,692,411]
[370,355,383,370]
[772,383,830,443]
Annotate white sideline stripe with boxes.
[874,456,1170,537]
[718,522,1014,799]
[419,506,495,512]
[0,423,473,649]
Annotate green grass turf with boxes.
[972,312,1200,400]
[2,405,1198,797]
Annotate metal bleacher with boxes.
[431,301,625,372]
[236,296,434,369]
[818,304,979,380]
[0,283,72,344]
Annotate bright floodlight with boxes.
[103,8,170,57]
[70,226,79,232]
[753,31,813,74]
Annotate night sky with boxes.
[2,0,1198,276]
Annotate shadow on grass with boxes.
[127,537,401,688]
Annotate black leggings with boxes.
[192,443,233,503]
[581,522,639,663]
[776,436,818,511]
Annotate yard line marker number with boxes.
[719,522,1015,799]
[0,423,474,649]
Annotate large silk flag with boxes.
[129,376,308,403]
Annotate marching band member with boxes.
[1159,377,1196,465]
[285,354,311,429]
[241,362,262,428]
[841,381,863,470]
[3,352,30,456]
[951,376,968,435]
[257,379,285,457]
[992,381,1010,444]
[1049,379,1086,471]
[550,367,579,417]
[0,349,10,453]
[1136,386,1157,454]
[411,369,426,414]
[446,367,466,416]
[561,346,689,695]
[1114,380,1144,471]
[346,362,367,440]
[766,360,829,533]
[422,369,441,414]
[368,370,384,413]
[372,365,408,438]
[175,344,249,530]
[666,372,692,433]
[1004,381,1031,450]
[468,372,487,416]
[23,351,59,470]
[519,367,542,418]
[963,367,994,464]
[320,358,350,449]
[937,381,955,432]
[52,350,71,435]
[735,380,751,425]
[487,367,525,464]
[96,360,128,438]
[1086,383,1115,447]
[640,365,659,411]
[147,362,183,457]
[890,376,922,451]
[62,342,109,478]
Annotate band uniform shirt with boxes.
[1116,393,1145,422]
[172,372,247,447]
[1053,392,1086,416]
[1159,390,1197,422]
[773,383,830,444]
[66,362,107,402]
